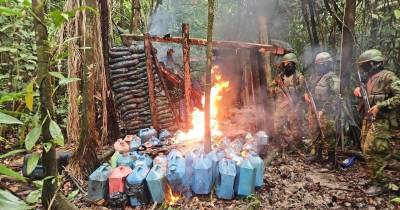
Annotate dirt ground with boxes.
[1,147,400,210]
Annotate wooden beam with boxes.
[122,34,284,53]
[182,23,192,130]
[150,45,180,127]
[144,33,159,130]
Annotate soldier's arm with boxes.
[376,74,400,110]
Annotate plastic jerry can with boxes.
[153,153,168,170]
[216,159,236,200]
[146,164,167,203]
[88,163,113,201]
[108,166,132,196]
[114,138,131,154]
[116,152,136,169]
[139,127,158,144]
[234,158,256,196]
[248,153,265,187]
[184,146,203,187]
[159,129,172,142]
[129,135,142,151]
[167,150,186,188]
[192,155,213,195]
[255,131,269,155]
[126,165,151,206]
[207,149,219,184]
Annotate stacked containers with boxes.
[108,166,132,207]
[234,158,256,196]
[139,127,157,144]
[88,163,112,201]
[116,152,136,169]
[126,164,151,206]
[248,153,265,187]
[192,155,213,195]
[167,150,186,192]
[216,159,236,199]
[146,164,167,203]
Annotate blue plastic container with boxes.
[116,152,135,169]
[234,158,256,196]
[88,163,112,201]
[126,165,151,206]
[184,147,202,187]
[192,155,213,195]
[146,165,167,203]
[153,153,168,169]
[132,152,152,168]
[159,129,172,142]
[167,150,186,189]
[216,159,236,200]
[248,153,265,187]
[139,127,158,144]
[207,150,219,184]
[129,135,142,151]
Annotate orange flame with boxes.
[175,65,230,144]
[165,183,180,205]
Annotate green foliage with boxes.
[49,119,64,146]
[0,149,26,159]
[0,111,23,124]
[0,164,27,182]
[0,189,31,210]
[25,153,40,175]
[24,126,42,150]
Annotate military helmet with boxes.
[315,52,333,64]
[357,49,384,64]
[281,53,298,64]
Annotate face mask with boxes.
[315,64,330,75]
[360,62,383,73]
[283,62,296,76]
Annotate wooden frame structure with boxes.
[124,23,284,131]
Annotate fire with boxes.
[165,183,180,205]
[175,65,230,143]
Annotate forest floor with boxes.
[1,145,399,210]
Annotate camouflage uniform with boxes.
[306,52,340,162]
[272,71,305,148]
[308,71,340,155]
[360,69,400,181]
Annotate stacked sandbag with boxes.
[109,44,177,135]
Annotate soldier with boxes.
[271,53,305,154]
[353,49,400,195]
[305,52,340,167]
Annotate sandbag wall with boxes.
[109,44,178,135]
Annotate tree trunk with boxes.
[307,0,320,51]
[339,0,356,97]
[33,1,77,209]
[204,0,215,154]
[71,0,99,178]
[130,0,141,33]
[100,0,120,143]
[182,23,192,130]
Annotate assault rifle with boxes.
[356,71,376,128]
[304,79,325,140]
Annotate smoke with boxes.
[146,0,292,134]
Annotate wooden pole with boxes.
[144,33,159,130]
[150,46,180,126]
[204,0,215,154]
[258,16,274,134]
[182,23,192,130]
[122,34,281,53]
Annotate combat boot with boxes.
[306,146,323,163]
[323,151,337,170]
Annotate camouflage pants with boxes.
[274,105,300,148]
[360,119,392,182]
[308,107,336,155]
